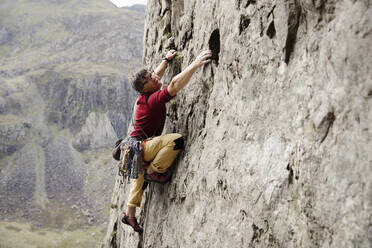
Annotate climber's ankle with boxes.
[127,206,136,219]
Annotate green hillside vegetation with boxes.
[0,114,25,125]
[0,220,105,248]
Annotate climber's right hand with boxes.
[192,50,212,68]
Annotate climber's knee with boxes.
[173,136,184,150]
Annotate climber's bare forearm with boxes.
[154,50,177,79]
[168,50,212,96]
[168,62,198,96]
[154,60,168,79]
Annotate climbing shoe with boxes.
[144,171,171,184]
[122,212,143,233]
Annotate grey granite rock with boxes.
[104,0,372,247]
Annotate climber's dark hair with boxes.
[130,69,150,94]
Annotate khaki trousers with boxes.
[127,133,182,207]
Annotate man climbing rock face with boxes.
[122,49,212,233]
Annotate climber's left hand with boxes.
[165,49,177,61]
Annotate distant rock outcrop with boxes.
[0,115,31,158]
[104,0,372,247]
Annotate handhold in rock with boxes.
[209,29,220,65]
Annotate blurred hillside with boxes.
[0,0,144,247]
[104,0,372,247]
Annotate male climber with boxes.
[122,49,212,233]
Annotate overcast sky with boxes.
[110,0,147,7]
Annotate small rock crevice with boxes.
[314,0,336,24]
[287,163,294,185]
[266,21,276,39]
[163,23,171,36]
[239,15,251,35]
[180,10,194,49]
[209,29,220,65]
[110,221,118,248]
[319,112,336,143]
[251,223,265,245]
[365,88,372,99]
[284,1,302,64]
[266,6,276,39]
[236,0,256,9]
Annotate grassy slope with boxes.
[0,220,105,248]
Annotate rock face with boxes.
[0,0,143,245]
[104,0,372,247]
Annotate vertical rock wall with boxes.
[104,0,372,247]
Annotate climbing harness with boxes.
[113,99,158,182]
[117,137,143,181]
